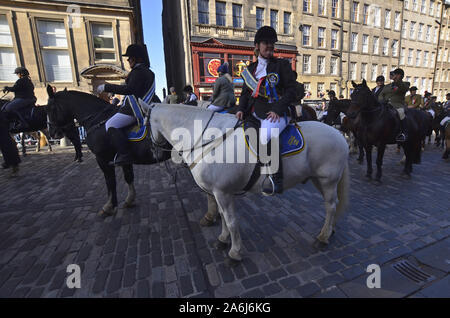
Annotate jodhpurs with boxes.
[253,113,290,145]
[105,113,136,131]
[396,108,406,121]
[2,98,35,115]
[207,104,225,112]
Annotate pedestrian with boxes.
[0,112,20,177]
[166,87,178,104]
[207,63,235,112]
[183,85,198,106]
[372,75,385,99]
[405,86,423,109]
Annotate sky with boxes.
[142,0,167,99]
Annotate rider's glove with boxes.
[3,87,9,93]
[97,84,106,94]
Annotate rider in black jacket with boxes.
[97,44,156,166]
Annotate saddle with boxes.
[3,103,36,132]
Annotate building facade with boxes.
[0,0,143,104]
[163,0,450,101]
[433,2,450,100]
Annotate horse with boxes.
[324,99,364,162]
[140,101,350,265]
[443,120,450,160]
[45,85,171,216]
[0,98,82,161]
[431,105,448,148]
[347,80,425,181]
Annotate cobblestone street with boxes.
[0,142,449,298]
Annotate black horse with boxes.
[46,85,171,216]
[348,80,426,181]
[0,98,82,162]
[324,99,364,163]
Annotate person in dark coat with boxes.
[236,26,296,195]
[372,75,385,99]
[208,63,235,112]
[2,67,36,130]
[97,44,156,166]
[183,85,198,106]
[0,112,20,176]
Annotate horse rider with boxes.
[2,67,36,131]
[405,86,423,109]
[372,75,385,99]
[97,44,156,166]
[236,26,297,195]
[378,68,410,142]
[207,63,235,112]
[441,93,450,134]
[0,111,20,176]
[183,85,198,106]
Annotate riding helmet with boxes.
[328,90,336,97]
[376,75,385,82]
[392,68,405,78]
[254,26,278,44]
[123,44,147,59]
[409,86,418,92]
[13,66,29,76]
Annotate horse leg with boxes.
[96,157,118,217]
[375,144,386,182]
[21,133,26,157]
[42,130,52,152]
[356,135,364,163]
[35,132,41,152]
[122,164,136,208]
[214,191,242,264]
[200,193,219,227]
[365,145,373,179]
[315,178,339,245]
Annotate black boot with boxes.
[397,118,408,143]
[107,127,133,166]
[262,140,283,196]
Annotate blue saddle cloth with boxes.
[125,95,147,142]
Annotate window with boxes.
[418,23,424,41]
[352,2,359,23]
[400,48,405,65]
[426,25,432,42]
[198,0,209,24]
[350,62,357,80]
[410,21,416,39]
[414,77,419,87]
[371,64,378,81]
[421,0,426,13]
[408,48,414,65]
[228,54,253,79]
[330,83,337,93]
[199,52,225,82]
[430,1,434,16]
[363,4,370,25]
[416,50,422,66]
[436,3,441,18]
[434,27,438,44]
[361,63,367,80]
[331,0,339,18]
[374,7,381,27]
[421,78,426,93]
[331,30,338,49]
[362,34,369,53]
[302,25,311,46]
[392,40,398,57]
[256,8,264,30]
[318,27,326,48]
[91,23,115,61]
[317,56,325,74]
[431,52,436,66]
[382,65,387,78]
[303,54,311,74]
[303,0,311,13]
[317,83,325,98]
[216,1,226,26]
[37,20,72,82]
[372,36,379,54]
[385,9,391,29]
[232,4,242,28]
[382,38,389,56]
[318,0,326,16]
[284,12,291,34]
[404,0,410,10]
[330,57,338,75]
[412,0,418,11]
[304,82,311,98]
[394,12,401,30]
[0,15,17,81]
[402,20,408,38]
[438,48,442,61]
[270,10,278,32]
[351,32,358,52]
[423,51,429,67]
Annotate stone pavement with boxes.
[0,143,449,298]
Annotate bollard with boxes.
[60,137,69,147]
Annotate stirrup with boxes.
[262,175,276,197]
[396,133,407,143]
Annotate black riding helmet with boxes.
[254,26,278,44]
[376,75,385,83]
[328,90,336,97]
[392,68,405,79]
[123,44,147,60]
[14,66,29,76]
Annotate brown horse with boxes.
[347,80,424,181]
[443,122,450,159]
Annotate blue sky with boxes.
[142,0,167,99]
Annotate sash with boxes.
[241,68,268,98]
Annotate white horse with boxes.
[142,102,350,265]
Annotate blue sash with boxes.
[124,81,155,141]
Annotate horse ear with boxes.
[47,84,55,98]
[352,81,357,88]
[362,79,367,87]
[64,87,68,92]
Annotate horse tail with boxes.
[336,162,350,221]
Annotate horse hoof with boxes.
[213,240,229,251]
[224,257,241,268]
[98,208,116,218]
[123,201,136,209]
[313,239,329,250]
[200,217,216,227]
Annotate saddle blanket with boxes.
[126,95,147,142]
[244,123,305,158]
[441,116,450,127]
[427,109,435,119]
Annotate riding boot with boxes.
[107,127,133,166]
[396,118,409,143]
[262,139,283,195]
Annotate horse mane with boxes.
[55,90,112,108]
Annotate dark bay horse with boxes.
[0,98,82,161]
[45,86,171,216]
[325,99,364,163]
[348,80,425,180]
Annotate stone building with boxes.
[433,1,450,100]
[0,0,143,104]
[163,0,450,100]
